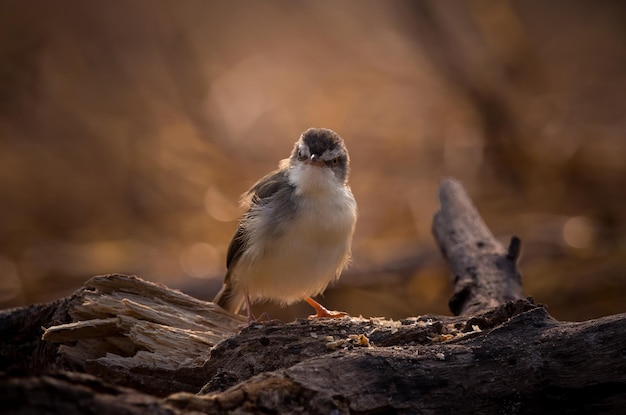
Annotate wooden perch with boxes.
[1,178,625,414]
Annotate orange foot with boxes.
[305,297,349,319]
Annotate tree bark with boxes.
[1,178,625,414]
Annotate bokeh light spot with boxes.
[563,216,596,249]
[179,242,219,279]
[204,186,240,222]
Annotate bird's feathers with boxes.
[214,128,356,315]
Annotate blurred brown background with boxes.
[1,0,625,322]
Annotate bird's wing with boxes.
[244,168,290,207]
[225,226,246,271]
[225,169,289,271]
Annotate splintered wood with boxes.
[42,274,244,371]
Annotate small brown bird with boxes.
[213,128,357,322]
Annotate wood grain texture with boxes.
[40,274,245,396]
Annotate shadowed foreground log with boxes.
[1,178,625,414]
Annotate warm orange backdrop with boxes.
[1,1,625,321]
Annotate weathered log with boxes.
[41,274,245,395]
[168,305,626,414]
[1,178,625,414]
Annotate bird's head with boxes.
[286,128,350,186]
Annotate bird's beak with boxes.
[308,154,325,167]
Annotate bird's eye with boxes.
[329,158,339,166]
[297,149,306,160]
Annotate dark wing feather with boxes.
[246,168,289,206]
[216,168,293,312]
[224,169,289,272]
[225,225,246,270]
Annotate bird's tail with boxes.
[213,283,244,314]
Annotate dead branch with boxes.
[432,178,523,315]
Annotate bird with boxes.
[213,127,358,322]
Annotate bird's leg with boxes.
[243,291,270,323]
[244,291,256,323]
[305,297,349,319]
